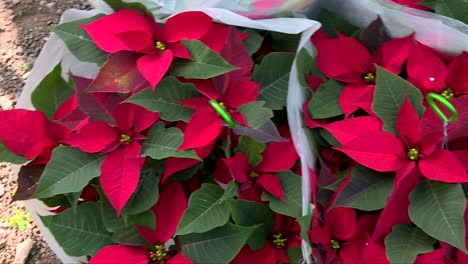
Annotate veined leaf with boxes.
[40,202,113,256]
[125,77,198,122]
[52,14,108,65]
[170,40,238,79]
[233,136,266,167]
[176,183,230,235]
[262,171,302,218]
[33,147,104,199]
[409,180,467,252]
[308,79,344,119]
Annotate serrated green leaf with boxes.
[52,14,108,65]
[433,0,468,24]
[33,147,104,199]
[253,52,295,110]
[409,180,467,252]
[262,171,302,218]
[122,159,162,215]
[332,166,394,211]
[125,77,198,122]
[373,65,425,135]
[227,199,274,250]
[179,223,258,264]
[31,63,74,119]
[308,79,344,119]
[141,122,199,160]
[385,223,436,264]
[176,183,230,235]
[234,136,266,167]
[40,202,113,256]
[234,101,284,142]
[0,141,29,164]
[170,40,238,79]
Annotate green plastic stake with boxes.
[426,93,458,123]
[209,99,237,128]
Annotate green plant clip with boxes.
[426,93,458,123]
[209,99,237,128]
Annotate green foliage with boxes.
[308,79,344,119]
[234,136,266,167]
[262,171,302,218]
[318,9,360,38]
[0,141,29,164]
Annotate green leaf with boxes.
[318,9,360,38]
[296,47,323,89]
[125,77,198,122]
[33,147,104,199]
[103,0,148,14]
[332,166,394,211]
[220,181,239,201]
[179,223,258,264]
[170,40,238,79]
[51,14,108,65]
[31,63,74,119]
[0,141,29,164]
[409,180,467,252]
[176,183,231,235]
[253,52,295,110]
[262,171,302,218]
[286,247,303,264]
[269,32,301,52]
[40,202,113,256]
[122,159,162,215]
[319,129,342,147]
[234,101,284,142]
[308,79,344,119]
[297,212,314,247]
[141,122,199,160]
[373,65,425,135]
[129,210,156,231]
[234,136,266,167]
[227,199,274,250]
[433,0,468,24]
[241,29,264,56]
[385,223,436,264]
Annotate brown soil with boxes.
[0,0,91,263]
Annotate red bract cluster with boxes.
[304,19,468,263]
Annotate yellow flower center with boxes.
[120,134,132,144]
[407,148,419,161]
[155,41,166,51]
[249,172,259,178]
[364,73,376,83]
[148,244,167,262]
[441,89,454,100]
[330,239,340,250]
[272,233,287,247]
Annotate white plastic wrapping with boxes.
[16,7,320,263]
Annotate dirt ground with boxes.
[0,0,91,263]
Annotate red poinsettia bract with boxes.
[63,103,159,215]
[81,10,214,87]
[89,182,189,264]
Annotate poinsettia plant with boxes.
[299,12,468,264]
[0,1,319,263]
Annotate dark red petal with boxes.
[396,96,422,146]
[372,167,419,241]
[114,103,159,132]
[177,97,210,110]
[308,226,332,245]
[62,121,119,153]
[373,35,413,75]
[340,242,363,264]
[53,93,88,130]
[88,245,148,264]
[361,242,390,264]
[178,108,222,151]
[255,141,298,173]
[338,84,374,117]
[337,32,372,75]
[305,74,324,92]
[136,50,173,89]
[222,152,251,183]
[447,51,468,94]
[80,10,154,53]
[257,173,284,200]
[163,11,212,43]
[419,148,468,183]
[326,207,357,241]
[163,157,199,182]
[414,247,448,264]
[0,110,56,159]
[100,142,145,216]
[199,22,230,53]
[188,78,220,100]
[139,181,187,243]
[406,44,447,92]
[222,81,260,109]
[170,42,192,59]
[323,116,383,145]
[231,245,278,264]
[166,253,193,264]
[336,131,405,172]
